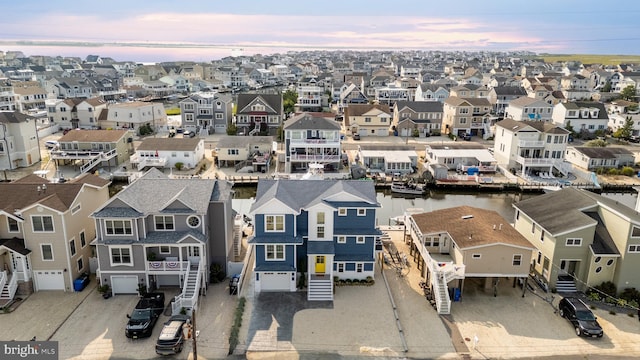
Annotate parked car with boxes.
[628,135,640,143]
[462,134,472,141]
[352,133,360,140]
[183,130,196,138]
[155,315,190,355]
[45,140,59,149]
[125,292,165,339]
[558,297,603,338]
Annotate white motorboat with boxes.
[391,181,425,196]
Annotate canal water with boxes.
[232,186,639,225]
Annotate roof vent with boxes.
[461,215,474,220]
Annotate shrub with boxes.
[609,309,617,315]
[607,168,619,175]
[594,281,617,297]
[360,279,368,285]
[228,297,246,355]
[621,166,636,177]
[628,299,639,310]
[628,312,635,318]
[587,292,601,302]
[175,162,184,171]
[617,298,628,307]
[345,279,352,285]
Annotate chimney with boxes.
[42,184,47,193]
[37,186,41,194]
[499,224,503,230]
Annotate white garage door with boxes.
[260,272,292,291]
[111,275,139,295]
[34,270,65,291]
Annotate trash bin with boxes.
[74,272,90,292]
[453,288,461,302]
[229,274,240,295]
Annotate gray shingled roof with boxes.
[571,146,633,159]
[284,113,341,131]
[250,179,379,214]
[395,101,443,113]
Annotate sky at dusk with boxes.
[1,0,640,62]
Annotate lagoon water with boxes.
[232,187,639,225]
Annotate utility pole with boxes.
[192,308,197,360]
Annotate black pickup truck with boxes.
[125,292,165,339]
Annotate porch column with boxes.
[19,255,29,281]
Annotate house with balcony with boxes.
[235,94,283,136]
[47,97,108,130]
[504,96,554,121]
[374,85,410,106]
[487,86,528,115]
[52,129,131,175]
[46,77,96,99]
[296,76,325,112]
[13,84,47,112]
[130,137,205,171]
[607,100,640,135]
[493,119,571,177]
[393,101,443,137]
[442,97,492,137]
[284,113,341,173]
[344,103,391,137]
[414,84,449,102]
[551,101,608,135]
[179,92,233,135]
[0,111,41,170]
[92,168,235,315]
[249,179,382,300]
[215,135,274,173]
[356,144,418,175]
[0,173,110,303]
[513,188,640,294]
[0,83,16,111]
[449,84,488,99]
[564,146,634,171]
[99,101,167,134]
[406,206,535,314]
[424,143,497,175]
[338,83,368,113]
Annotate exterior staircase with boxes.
[233,215,243,261]
[556,276,578,293]
[0,271,17,301]
[434,273,451,314]
[171,262,202,316]
[308,275,333,301]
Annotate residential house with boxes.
[179,92,233,134]
[551,101,608,135]
[393,101,443,137]
[235,94,283,136]
[12,84,47,112]
[284,113,341,173]
[424,143,497,176]
[344,103,391,137]
[130,137,205,171]
[406,206,535,313]
[513,188,640,293]
[0,173,110,301]
[47,97,108,130]
[487,86,528,115]
[607,100,640,136]
[249,179,382,301]
[52,129,131,174]
[215,135,274,174]
[45,77,96,99]
[504,97,554,121]
[449,84,488,99]
[338,83,368,113]
[374,85,410,106]
[98,101,167,133]
[414,84,449,102]
[442,97,492,137]
[92,169,235,315]
[296,76,325,112]
[565,146,634,171]
[356,144,418,174]
[0,82,16,111]
[493,119,571,177]
[0,111,41,170]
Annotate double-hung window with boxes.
[265,215,284,232]
[155,216,174,231]
[32,215,54,232]
[265,244,285,260]
[105,220,132,235]
[111,247,132,265]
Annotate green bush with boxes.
[228,297,246,355]
[607,168,619,175]
[609,309,617,315]
[587,291,601,302]
[175,162,184,171]
[595,281,617,297]
[621,166,636,177]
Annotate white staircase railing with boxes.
[0,272,17,301]
[433,273,451,315]
[171,262,202,316]
[80,149,117,173]
[233,215,243,260]
[0,271,6,295]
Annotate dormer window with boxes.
[251,104,265,112]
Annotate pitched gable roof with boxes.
[284,113,341,130]
[236,94,282,114]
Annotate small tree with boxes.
[602,81,612,93]
[621,85,637,101]
[226,122,238,135]
[564,120,575,136]
[283,89,297,115]
[175,162,184,171]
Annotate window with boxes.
[338,208,347,216]
[337,263,344,272]
[80,230,86,247]
[632,226,640,237]
[155,216,174,231]
[32,215,54,232]
[531,223,536,234]
[187,216,200,228]
[537,251,542,264]
[357,209,366,216]
[356,263,363,273]
[337,236,346,244]
[41,244,53,261]
[71,204,81,214]
[629,245,640,253]
[77,257,84,272]
[595,266,602,273]
[540,230,544,242]
[365,117,371,123]
[105,220,132,235]
[357,236,365,244]
[111,247,132,265]
[228,149,238,155]
[7,217,19,232]
[160,246,171,254]
[594,256,601,263]
[317,212,325,238]
[472,254,481,259]
[512,254,522,266]
[69,239,76,256]
[265,244,285,260]
[265,215,284,232]
[566,238,582,246]
[606,259,614,266]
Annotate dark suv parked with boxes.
[558,297,603,338]
[125,292,165,339]
[155,315,190,355]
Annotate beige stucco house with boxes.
[52,129,132,174]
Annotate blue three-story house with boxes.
[249,179,382,300]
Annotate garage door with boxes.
[111,275,139,295]
[34,270,65,291]
[260,272,292,291]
